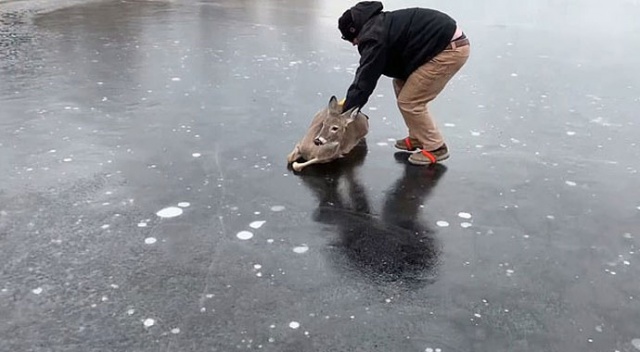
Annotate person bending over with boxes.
[339,1,470,165]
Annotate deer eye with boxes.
[331,126,339,132]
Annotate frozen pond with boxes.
[1,0,640,351]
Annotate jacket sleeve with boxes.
[342,37,387,112]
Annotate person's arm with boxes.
[342,37,387,112]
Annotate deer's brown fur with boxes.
[287,96,369,172]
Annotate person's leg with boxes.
[396,44,470,163]
[393,78,422,151]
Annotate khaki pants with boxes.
[393,43,470,151]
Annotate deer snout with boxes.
[314,136,327,146]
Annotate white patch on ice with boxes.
[145,237,157,245]
[237,231,254,240]
[101,224,110,230]
[506,269,515,276]
[178,202,190,208]
[289,321,300,329]
[254,264,262,270]
[293,245,309,254]
[436,221,449,227]
[171,77,181,81]
[511,73,518,77]
[171,328,181,334]
[632,338,640,350]
[471,131,481,136]
[461,222,472,228]
[368,107,378,111]
[474,313,482,318]
[444,123,456,127]
[156,207,183,218]
[267,239,274,243]
[63,158,73,162]
[591,117,620,127]
[458,212,472,219]
[565,181,577,187]
[566,131,576,136]
[192,153,201,158]
[377,142,389,146]
[477,104,485,108]
[32,287,43,295]
[143,318,155,327]
[270,205,285,212]
[137,222,148,227]
[547,215,555,220]
[49,149,56,153]
[127,309,135,315]
[250,221,266,229]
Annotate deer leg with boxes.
[287,144,301,164]
[292,158,320,172]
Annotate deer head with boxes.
[313,96,360,146]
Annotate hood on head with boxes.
[338,1,383,42]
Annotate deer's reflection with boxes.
[297,143,447,287]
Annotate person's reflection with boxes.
[297,146,447,288]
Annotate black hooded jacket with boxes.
[342,2,458,112]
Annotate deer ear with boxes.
[328,96,340,113]
[345,107,360,124]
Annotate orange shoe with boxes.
[394,137,422,151]
[408,144,450,165]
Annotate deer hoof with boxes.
[292,162,303,172]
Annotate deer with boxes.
[286,96,369,172]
